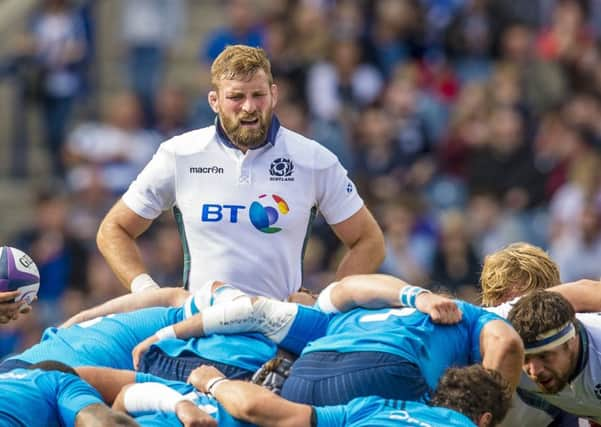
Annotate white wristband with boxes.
[155,325,176,340]
[206,376,230,395]
[399,286,431,308]
[124,382,187,414]
[316,282,340,314]
[131,273,160,293]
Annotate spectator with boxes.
[17,0,89,176]
[121,0,185,123]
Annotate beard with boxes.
[220,109,271,150]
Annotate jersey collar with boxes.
[215,115,280,150]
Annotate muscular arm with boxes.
[331,206,385,279]
[480,320,524,392]
[327,274,461,323]
[61,288,190,327]
[76,367,137,405]
[190,365,311,427]
[97,200,154,290]
[548,279,601,312]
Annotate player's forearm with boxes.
[61,288,188,328]
[210,379,310,427]
[549,279,601,312]
[97,222,147,290]
[174,297,256,339]
[328,274,409,311]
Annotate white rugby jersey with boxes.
[517,313,601,422]
[122,117,363,299]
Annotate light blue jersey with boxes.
[155,333,277,372]
[134,373,252,427]
[9,307,185,369]
[0,368,103,427]
[153,303,330,371]
[302,301,502,389]
[315,396,476,427]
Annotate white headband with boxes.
[524,322,576,355]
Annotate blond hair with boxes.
[480,242,560,306]
[211,45,273,88]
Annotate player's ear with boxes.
[270,84,278,109]
[477,412,493,427]
[208,90,219,113]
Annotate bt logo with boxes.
[201,194,290,234]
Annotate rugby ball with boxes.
[0,246,39,304]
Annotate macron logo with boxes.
[190,166,224,174]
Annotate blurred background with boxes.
[1,0,601,357]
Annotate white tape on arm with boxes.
[252,297,298,343]
[124,383,188,415]
[155,325,176,340]
[131,273,160,293]
[316,282,340,314]
[201,297,255,335]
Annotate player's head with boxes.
[508,291,579,394]
[208,45,277,151]
[430,365,511,427]
[27,360,79,376]
[480,242,560,306]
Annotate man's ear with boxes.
[208,90,219,113]
[477,412,493,427]
[270,84,278,109]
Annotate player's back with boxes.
[0,368,102,427]
[9,307,184,369]
[302,301,501,388]
[315,396,476,427]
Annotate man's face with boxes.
[209,69,277,151]
[523,340,578,393]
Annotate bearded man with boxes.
[97,44,385,299]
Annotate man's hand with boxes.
[0,291,31,324]
[188,365,226,393]
[415,292,462,324]
[175,400,217,427]
[131,335,159,369]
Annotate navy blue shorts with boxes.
[0,359,32,374]
[281,351,429,405]
[138,346,254,382]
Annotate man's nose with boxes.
[526,358,544,376]
[242,98,257,113]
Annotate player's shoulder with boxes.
[456,299,502,321]
[161,126,218,155]
[275,126,340,170]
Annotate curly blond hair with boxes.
[480,242,560,306]
[211,45,273,89]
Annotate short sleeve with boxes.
[56,374,104,427]
[315,159,363,225]
[314,404,347,427]
[460,302,505,363]
[122,141,176,219]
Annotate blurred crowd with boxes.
[2,0,601,358]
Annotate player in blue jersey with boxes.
[129,275,462,383]
[0,360,137,427]
[0,305,187,372]
[134,275,521,405]
[0,287,281,382]
[100,363,510,427]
